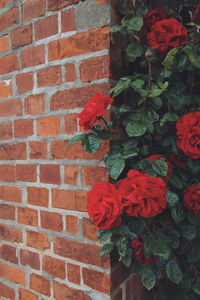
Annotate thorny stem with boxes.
[99,116,110,130]
[147,59,153,92]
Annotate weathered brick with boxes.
[0,261,26,285]
[80,56,110,82]
[29,141,47,159]
[61,9,75,32]
[82,268,111,294]
[11,25,32,48]
[27,230,50,251]
[82,218,98,241]
[64,165,79,185]
[0,244,18,264]
[51,83,110,110]
[0,79,12,98]
[0,165,15,182]
[27,186,49,207]
[30,274,50,296]
[0,185,21,203]
[0,35,9,53]
[14,119,33,138]
[19,289,38,300]
[20,249,40,270]
[52,189,87,211]
[82,166,108,186]
[35,15,58,40]
[49,27,110,61]
[22,0,46,21]
[18,207,38,226]
[48,0,79,11]
[66,215,79,235]
[37,66,62,87]
[16,72,34,93]
[25,94,45,115]
[54,281,91,300]
[21,45,45,68]
[40,164,61,184]
[0,204,15,220]
[65,64,76,82]
[0,54,19,75]
[67,263,80,285]
[0,0,9,8]
[0,142,26,160]
[0,8,18,31]
[54,237,110,268]
[41,211,63,232]
[16,164,37,182]
[0,224,22,243]
[0,282,15,300]
[37,116,60,137]
[0,122,12,140]
[64,114,77,134]
[0,99,22,117]
[43,255,65,279]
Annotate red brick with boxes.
[48,0,79,11]
[25,94,45,115]
[51,83,110,110]
[64,165,79,185]
[22,0,46,21]
[64,114,77,134]
[43,255,65,279]
[61,9,75,32]
[37,116,60,136]
[21,45,45,68]
[30,274,50,296]
[0,282,15,300]
[0,8,18,32]
[65,64,76,82]
[19,289,38,300]
[0,165,15,182]
[0,0,9,8]
[14,119,33,138]
[51,140,109,161]
[0,261,26,285]
[37,66,62,87]
[29,141,47,159]
[82,218,98,241]
[0,79,12,98]
[27,187,49,207]
[16,72,34,93]
[0,54,19,75]
[18,207,38,226]
[66,215,78,235]
[82,268,111,294]
[0,36,9,53]
[27,230,50,251]
[20,249,40,270]
[41,211,63,232]
[82,166,108,186]
[67,263,80,285]
[35,15,58,40]
[11,25,32,48]
[0,142,26,160]
[0,122,12,140]
[52,189,87,211]
[16,164,37,182]
[0,185,21,203]
[40,164,60,184]
[54,237,110,268]
[0,204,15,220]
[0,99,22,117]
[0,244,18,264]
[80,56,110,82]
[0,224,22,243]
[49,27,109,61]
[96,0,109,4]
[54,281,91,300]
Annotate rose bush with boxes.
[183,184,200,216]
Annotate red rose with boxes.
[77,92,113,131]
[145,154,173,180]
[142,8,169,36]
[117,170,168,218]
[192,4,200,25]
[147,19,188,53]
[87,182,123,230]
[169,153,188,169]
[183,184,200,216]
[131,236,158,265]
[176,112,200,159]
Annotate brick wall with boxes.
[0,0,144,299]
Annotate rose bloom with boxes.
[147,19,188,53]
[176,112,200,159]
[192,3,200,25]
[131,236,158,265]
[142,8,169,36]
[145,154,173,180]
[183,184,200,216]
[169,153,188,169]
[87,182,123,230]
[117,170,168,218]
[77,92,113,131]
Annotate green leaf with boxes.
[105,153,121,168]
[97,129,112,140]
[166,191,179,208]
[181,225,196,241]
[187,241,200,263]
[99,242,114,257]
[166,260,182,284]
[131,79,145,89]
[184,45,200,68]
[192,284,200,296]
[110,25,122,32]
[170,174,184,189]
[187,211,200,225]
[121,149,138,159]
[126,121,146,137]
[98,230,112,243]
[163,113,179,122]
[142,268,156,290]
[121,249,133,267]
[162,47,180,70]
[110,78,130,97]
[123,16,143,31]
[152,159,168,176]
[150,89,163,97]
[110,158,125,180]
[82,133,100,154]
[171,204,186,224]
[68,134,85,145]
[152,240,171,260]
[126,41,143,58]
